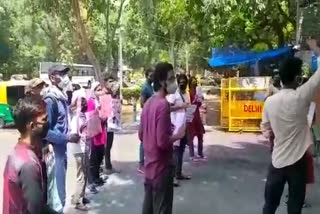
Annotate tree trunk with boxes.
[105,0,111,70]
[71,0,102,81]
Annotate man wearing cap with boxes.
[44,65,80,213]
[25,78,47,97]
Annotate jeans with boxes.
[262,154,307,214]
[139,142,144,166]
[105,132,114,170]
[89,144,104,183]
[173,135,187,177]
[72,153,87,204]
[142,167,174,214]
[189,134,204,158]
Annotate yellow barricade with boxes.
[221,76,271,132]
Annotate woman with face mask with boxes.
[86,82,107,194]
[188,76,206,161]
[167,73,192,186]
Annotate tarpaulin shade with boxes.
[209,46,291,67]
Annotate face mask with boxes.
[40,88,47,97]
[179,83,187,91]
[166,81,178,94]
[32,122,49,139]
[111,82,120,94]
[57,75,70,89]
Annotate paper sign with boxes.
[186,105,197,122]
[308,102,316,128]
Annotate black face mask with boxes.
[31,122,49,141]
[179,84,187,91]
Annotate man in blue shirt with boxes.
[138,67,154,174]
[44,65,80,213]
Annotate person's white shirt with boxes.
[167,89,190,145]
[261,67,320,168]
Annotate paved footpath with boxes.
[0,128,319,214]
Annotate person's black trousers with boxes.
[105,132,114,170]
[142,167,174,214]
[89,144,104,183]
[173,134,187,177]
[262,154,307,214]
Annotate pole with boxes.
[185,43,189,75]
[118,27,123,101]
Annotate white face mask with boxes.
[57,75,70,90]
[40,87,47,97]
[166,81,178,94]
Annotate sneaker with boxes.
[100,174,109,181]
[303,201,312,208]
[83,197,90,204]
[197,155,208,161]
[94,178,105,186]
[75,203,90,211]
[137,166,145,174]
[176,174,192,180]
[88,185,98,194]
[173,178,180,187]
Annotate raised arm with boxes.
[297,67,320,103]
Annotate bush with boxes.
[122,87,141,104]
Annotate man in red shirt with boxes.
[3,96,54,214]
[139,62,185,214]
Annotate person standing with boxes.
[188,76,206,160]
[69,95,90,211]
[3,96,53,214]
[167,74,191,181]
[138,67,155,174]
[87,82,107,191]
[105,90,122,175]
[261,54,320,214]
[44,65,80,214]
[139,62,185,214]
[25,78,47,97]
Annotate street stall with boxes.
[209,46,292,131]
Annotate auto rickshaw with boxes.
[0,80,29,128]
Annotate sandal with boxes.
[176,174,192,180]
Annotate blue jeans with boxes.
[139,142,144,166]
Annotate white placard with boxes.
[308,102,316,128]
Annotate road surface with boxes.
[0,128,319,214]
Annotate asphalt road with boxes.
[0,128,319,214]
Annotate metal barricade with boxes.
[221,76,271,132]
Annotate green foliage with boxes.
[1,0,297,79]
[122,87,141,102]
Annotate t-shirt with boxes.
[261,67,320,168]
[3,143,46,214]
[167,89,190,145]
[139,95,173,186]
[69,112,87,154]
[141,81,154,102]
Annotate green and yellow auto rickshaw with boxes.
[0,80,29,128]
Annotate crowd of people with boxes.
[2,39,320,214]
[2,61,207,214]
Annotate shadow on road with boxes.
[65,140,320,214]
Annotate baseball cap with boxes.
[25,78,45,94]
[48,65,70,76]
